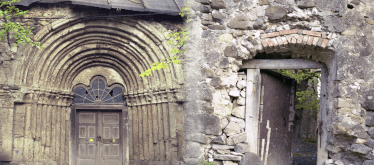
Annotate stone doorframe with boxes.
[240,59,328,165]
[70,104,129,165]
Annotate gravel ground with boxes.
[292,138,318,165]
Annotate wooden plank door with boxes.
[76,111,122,165]
[259,70,295,165]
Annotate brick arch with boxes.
[260,29,330,55]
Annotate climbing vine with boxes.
[277,69,321,115]
[0,0,44,49]
[139,2,191,77]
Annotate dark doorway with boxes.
[258,70,295,165]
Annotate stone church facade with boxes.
[0,0,373,165]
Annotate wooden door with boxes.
[76,111,122,165]
[259,70,295,165]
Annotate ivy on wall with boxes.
[278,69,321,115]
[139,3,191,77]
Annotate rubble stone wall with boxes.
[0,0,374,165]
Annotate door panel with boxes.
[76,112,98,165]
[259,70,295,165]
[76,111,122,165]
[99,112,122,165]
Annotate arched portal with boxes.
[14,17,185,164]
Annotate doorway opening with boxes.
[71,76,128,165]
[241,58,328,165]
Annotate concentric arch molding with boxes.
[13,17,184,95]
[72,66,126,90]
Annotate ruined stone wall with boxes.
[182,0,374,164]
[0,0,374,165]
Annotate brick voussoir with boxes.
[297,35,303,44]
[270,38,278,46]
[261,39,268,47]
[303,30,321,37]
[259,31,329,49]
[276,37,283,46]
[307,36,314,45]
[321,39,329,48]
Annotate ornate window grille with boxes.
[73,76,125,104]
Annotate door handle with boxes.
[97,135,102,142]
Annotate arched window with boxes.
[73,76,124,104]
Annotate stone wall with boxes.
[182,0,374,164]
[0,0,374,164]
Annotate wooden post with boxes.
[246,69,261,154]
[317,67,328,165]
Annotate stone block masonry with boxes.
[0,0,373,165]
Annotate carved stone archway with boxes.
[10,18,185,164]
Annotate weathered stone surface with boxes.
[325,159,334,164]
[216,149,231,154]
[355,138,366,144]
[204,113,222,135]
[265,6,287,20]
[205,69,215,78]
[351,144,372,154]
[253,18,265,29]
[364,139,374,148]
[223,161,238,165]
[259,0,273,5]
[224,121,241,136]
[275,0,295,5]
[191,4,212,13]
[187,133,209,144]
[327,145,341,153]
[366,115,374,127]
[234,143,250,153]
[219,58,230,69]
[323,16,346,33]
[227,14,253,30]
[212,144,235,150]
[227,133,247,145]
[368,127,374,138]
[214,154,242,161]
[195,0,210,4]
[228,117,245,129]
[231,152,244,156]
[236,80,246,89]
[297,0,315,8]
[232,106,245,119]
[202,88,213,101]
[229,91,240,97]
[212,10,227,21]
[185,141,203,158]
[363,160,374,165]
[211,0,226,9]
[237,97,245,106]
[224,45,238,58]
[219,33,233,43]
[362,90,374,111]
[208,25,227,30]
[352,124,371,139]
[210,77,222,87]
[221,118,229,129]
[212,134,227,144]
[240,152,263,165]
